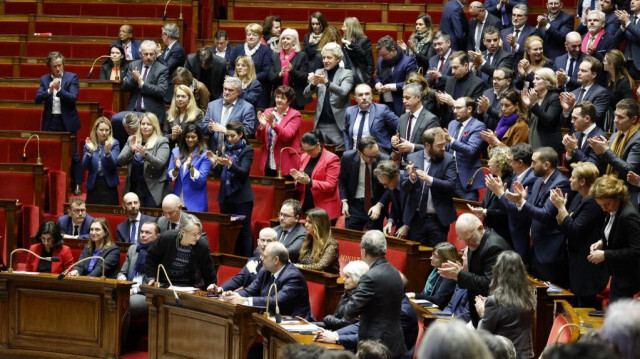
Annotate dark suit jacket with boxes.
[99,60,129,81]
[238,262,314,321]
[82,140,120,191]
[476,48,514,83]
[76,244,121,279]
[554,52,586,92]
[442,73,487,125]
[57,214,94,239]
[157,211,188,232]
[428,52,452,91]
[230,44,273,108]
[482,173,513,243]
[447,117,487,191]
[400,151,458,228]
[374,53,418,116]
[342,258,407,358]
[387,186,408,228]
[34,71,80,132]
[582,31,617,62]
[116,214,158,243]
[478,296,535,359]
[485,0,527,27]
[121,60,169,123]
[211,144,254,204]
[274,223,305,262]
[541,11,575,59]
[498,168,536,257]
[157,41,186,103]
[202,98,256,153]
[566,126,608,174]
[111,39,141,60]
[567,84,611,127]
[343,103,399,153]
[221,255,262,291]
[600,129,640,207]
[269,51,310,110]
[468,12,503,51]
[396,107,439,152]
[615,14,640,71]
[602,202,640,290]
[338,150,390,205]
[184,51,227,101]
[440,0,469,51]
[209,44,236,66]
[528,91,563,155]
[500,24,542,64]
[478,87,505,130]
[342,37,375,86]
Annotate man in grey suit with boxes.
[391,83,439,157]
[121,40,169,123]
[560,56,610,127]
[157,194,188,232]
[272,199,306,262]
[116,192,157,243]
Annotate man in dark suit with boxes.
[116,192,157,243]
[400,128,457,246]
[157,23,186,103]
[343,84,399,154]
[439,213,511,326]
[34,51,83,195]
[485,0,528,27]
[374,36,417,117]
[470,26,514,83]
[121,40,169,124]
[475,66,515,130]
[272,199,306,262]
[503,147,571,288]
[537,0,575,59]
[202,76,256,153]
[427,32,453,91]
[339,137,390,231]
[500,4,542,66]
[374,160,408,238]
[615,0,640,78]
[391,83,439,157]
[342,230,407,359]
[57,198,94,239]
[184,47,227,101]
[445,97,487,200]
[440,0,469,51]
[211,30,235,66]
[111,24,140,61]
[221,242,315,321]
[468,1,503,52]
[560,56,610,127]
[564,101,608,174]
[555,32,586,92]
[581,10,618,62]
[157,194,188,232]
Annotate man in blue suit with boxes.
[615,0,640,78]
[564,101,608,174]
[427,32,453,91]
[500,4,542,67]
[374,36,418,117]
[343,84,399,154]
[116,192,157,243]
[445,97,487,201]
[560,56,610,127]
[400,127,457,247]
[440,0,469,51]
[34,51,83,195]
[555,32,586,92]
[211,30,235,66]
[503,147,571,288]
[57,198,94,239]
[374,160,409,238]
[111,24,140,61]
[221,242,315,321]
[202,77,256,154]
[537,0,575,59]
[157,23,186,103]
[485,0,528,27]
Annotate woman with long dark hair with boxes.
[99,44,128,81]
[296,208,339,273]
[69,218,120,279]
[302,12,329,66]
[26,221,73,274]
[480,90,529,148]
[602,49,635,132]
[397,14,435,70]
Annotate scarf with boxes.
[607,123,639,175]
[279,49,296,86]
[266,36,279,53]
[377,44,404,84]
[408,32,428,57]
[244,42,260,57]
[495,113,519,140]
[581,30,605,53]
[221,139,247,198]
[130,241,151,281]
[309,33,322,46]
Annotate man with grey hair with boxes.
[374,36,417,117]
[203,76,256,153]
[342,230,407,359]
[600,299,640,359]
[499,4,541,64]
[158,23,186,103]
[391,82,438,157]
[579,10,616,62]
[427,31,453,90]
[468,1,502,52]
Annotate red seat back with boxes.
[307,281,326,320]
[217,264,242,285]
[412,318,425,359]
[546,314,571,346]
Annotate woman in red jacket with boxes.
[26,221,74,274]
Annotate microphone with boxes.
[264,282,281,323]
[155,263,183,307]
[87,55,110,79]
[278,147,302,178]
[22,133,42,165]
[162,0,172,21]
[7,248,60,273]
[57,256,106,280]
[466,167,490,190]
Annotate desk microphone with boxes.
[466,167,490,190]
[22,134,42,165]
[264,282,281,323]
[58,256,105,280]
[87,55,110,79]
[7,248,60,273]
[278,147,301,178]
[155,263,183,307]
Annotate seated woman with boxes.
[83,117,121,205]
[69,218,120,279]
[26,221,73,274]
[99,44,128,81]
[296,208,339,273]
[167,123,211,212]
[514,36,554,90]
[172,67,210,112]
[319,260,369,330]
[407,242,458,309]
[479,90,529,148]
[235,55,262,107]
[163,84,204,149]
[476,251,536,359]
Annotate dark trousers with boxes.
[345,198,384,231]
[609,276,640,303]
[43,114,82,186]
[408,214,449,247]
[531,252,570,290]
[220,200,254,257]
[86,175,119,205]
[129,179,157,208]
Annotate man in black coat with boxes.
[184,47,227,101]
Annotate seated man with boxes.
[272,199,306,262]
[58,197,94,239]
[116,192,157,243]
[220,242,315,321]
[158,194,187,232]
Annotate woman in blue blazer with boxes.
[230,23,273,109]
[69,218,120,279]
[167,124,211,212]
[209,121,254,256]
[82,117,120,205]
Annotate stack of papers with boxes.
[281,324,319,334]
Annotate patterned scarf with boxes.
[607,123,639,175]
[221,139,247,197]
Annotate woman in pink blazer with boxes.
[256,85,301,178]
[26,221,74,274]
[290,130,341,223]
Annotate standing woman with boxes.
[261,15,282,53]
[100,44,128,81]
[26,221,73,274]
[588,175,640,302]
[256,85,301,177]
[269,28,310,110]
[290,130,341,223]
[163,84,204,149]
[550,162,609,308]
[118,112,171,208]
[234,55,262,108]
[515,36,554,90]
[479,90,529,148]
[209,121,254,256]
[303,12,329,67]
[397,14,435,70]
[167,124,211,212]
[341,17,375,86]
[296,208,339,274]
[83,117,120,205]
[69,218,120,279]
[230,23,273,109]
[520,68,563,155]
[602,50,635,132]
[476,251,536,359]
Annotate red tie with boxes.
[438,57,445,73]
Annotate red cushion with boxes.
[546,314,571,345]
[201,221,220,253]
[217,264,242,285]
[307,281,326,320]
[1,173,36,206]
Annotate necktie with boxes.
[270,274,276,284]
[364,164,372,212]
[438,57,445,73]
[129,219,137,243]
[501,5,509,26]
[536,181,546,204]
[567,57,576,79]
[171,223,177,230]
[356,111,368,147]
[587,35,595,50]
[135,65,149,112]
[406,114,415,140]
[124,44,129,60]
[453,122,463,141]
[482,54,493,82]
[475,23,483,49]
[279,230,289,243]
[576,88,586,104]
[418,177,430,216]
[73,225,79,237]
[221,103,233,126]
[514,29,521,43]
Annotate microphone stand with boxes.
[22,134,42,165]
[466,167,491,190]
[264,282,281,323]
[162,0,172,21]
[87,55,110,79]
[58,256,106,280]
[278,147,302,178]
[155,263,183,307]
[7,248,60,273]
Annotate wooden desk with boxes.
[575,308,603,333]
[252,313,343,359]
[0,272,132,358]
[141,285,261,359]
[529,277,574,357]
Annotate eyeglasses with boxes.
[71,208,87,214]
[302,143,319,155]
[186,231,203,239]
[279,212,295,218]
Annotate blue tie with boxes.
[129,219,137,243]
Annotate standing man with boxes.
[374,160,408,238]
[440,0,470,51]
[157,23,186,103]
[211,30,235,65]
[392,83,439,157]
[555,32,586,92]
[342,230,407,359]
[470,26,514,83]
[475,66,515,130]
[559,56,610,127]
[499,4,542,66]
[343,84,399,154]
[563,101,608,174]
[116,192,158,243]
[485,0,528,28]
[468,2,503,52]
[185,47,227,101]
[57,198,94,239]
[615,0,640,79]
[537,0,574,60]
[111,24,140,61]
[427,32,453,91]
[580,10,617,62]
[374,36,418,117]
[272,199,306,262]
[35,51,83,195]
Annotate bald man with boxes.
[439,213,511,325]
[157,194,187,232]
[116,192,157,243]
[554,32,586,92]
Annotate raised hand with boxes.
[85,137,96,153]
[104,141,112,155]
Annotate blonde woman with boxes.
[521,67,563,154]
[341,17,374,85]
[296,208,339,273]
[234,55,262,107]
[229,23,272,108]
[163,84,204,149]
[117,112,171,208]
[83,117,120,205]
[515,35,553,90]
